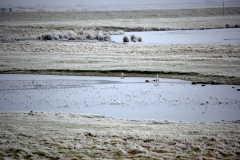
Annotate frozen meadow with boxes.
[0,111,239,159]
[1,42,239,85]
[0,6,240,159]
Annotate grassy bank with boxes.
[0,42,239,85]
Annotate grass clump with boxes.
[38,29,112,42]
[138,37,142,42]
[123,35,142,43]
[123,36,129,42]
[130,35,137,42]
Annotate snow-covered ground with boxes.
[1,74,239,122]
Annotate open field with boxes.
[0,7,240,41]
[0,112,240,159]
[0,7,240,85]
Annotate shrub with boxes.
[42,34,52,40]
[96,32,104,41]
[234,24,239,28]
[58,33,63,39]
[64,30,77,40]
[85,32,95,40]
[53,35,59,40]
[130,35,137,42]
[104,34,111,41]
[123,36,129,42]
[68,37,76,40]
[77,29,84,35]
[138,37,142,42]
[152,27,160,31]
[37,35,42,40]
[77,35,86,40]
[37,29,112,42]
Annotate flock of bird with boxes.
[0,76,239,116]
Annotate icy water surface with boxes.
[0,74,240,122]
[111,28,240,44]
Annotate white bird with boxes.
[153,74,160,86]
[121,72,124,79]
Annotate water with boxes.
[1,74,240,122]
[111,28,240,44]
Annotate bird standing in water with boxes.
[121,73,124,79]
[154,74,160,86]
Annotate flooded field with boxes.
[1,6,240,159]
[1,74,239,122]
